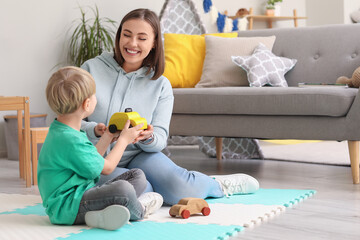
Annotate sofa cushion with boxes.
[232,43,297,87]
[195,35,276,88]
[163,32,238,88]
[237,24,360,87]
[172,87,357,117]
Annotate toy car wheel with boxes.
[169,209,176,217]
[201,207,211,216]
[109,124,117,133]
[181,210,190,219]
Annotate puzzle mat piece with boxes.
[0,198,284,229]
[0,189,316,240]
[0,193,42,213]
[0,189,316,227]
[59,221,244,240]
[206,189,316,207]
[0,205,245,240]
[146,203,285,228]
[0,214,88,240]
[0,189,315,216]
[0,203,46,216]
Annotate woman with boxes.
[81,8,259,205]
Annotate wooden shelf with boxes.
[246,8,307,29]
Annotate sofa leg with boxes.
[348,140,360,184]
[215,137,223,160]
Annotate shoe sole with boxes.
[85,205,130,230]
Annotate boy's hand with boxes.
[94,123,106,137]
[103,127,120,143]
[119,120,144,144]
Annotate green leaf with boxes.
[64,5,117,66]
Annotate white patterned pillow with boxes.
[231,43,297,87]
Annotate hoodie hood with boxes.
[96,52,152,79]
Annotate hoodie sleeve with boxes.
[80,62,100,144]
[81,120,99,144]
[137,77,174,152]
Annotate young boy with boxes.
[38,66,163,230]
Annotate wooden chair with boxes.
[0,96,31,187]
[24,127,49,185]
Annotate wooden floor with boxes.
[1,145,360,240]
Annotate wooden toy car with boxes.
[169,198,211,219]
[108,108,147,133]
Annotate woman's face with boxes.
[119,19,155,72]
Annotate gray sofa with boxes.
[169,24,360,184]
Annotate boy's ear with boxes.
[82,98,90,111]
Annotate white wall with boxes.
[0,0,331,157]
[306,0,360,26]
[306,0,344,26]
[0,0,164,157]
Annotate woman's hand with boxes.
[135,124,154,143]
[94,123,106,137]
[102,121,143,175]
[119,120,144,144]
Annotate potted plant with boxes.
[67,5,117,67]
[265,0,282,16]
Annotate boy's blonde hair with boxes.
[46,66,96,115]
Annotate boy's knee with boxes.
[111,181,136,198]
[128,168,147,196]
[129,168,145,179]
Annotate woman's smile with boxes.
[125,48,140,56]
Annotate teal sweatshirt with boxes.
[81,52,174,167]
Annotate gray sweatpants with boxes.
[73,168,147,224]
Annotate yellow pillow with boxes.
[164,32,238,88]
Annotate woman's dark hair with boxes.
[114,8,164,80]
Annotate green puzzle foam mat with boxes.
[0,188,316,240]
[57,222,243,240]
[207,189,316,207]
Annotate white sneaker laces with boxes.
[139,192,163,218]
[144,199,157,218]
[217,178,246,197]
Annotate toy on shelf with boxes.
[336,66,360,88]
[169,198,211,219]
[108,108,147,133]
[224,8,250,20]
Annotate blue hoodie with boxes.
[81,52,174,167]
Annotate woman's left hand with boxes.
[135,124,154,143]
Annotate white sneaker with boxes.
[85,205,130,231]
[211,173,260,197]
[138,192,163,218]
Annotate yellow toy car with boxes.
[169,198,211,219]
[108,108,147,133]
